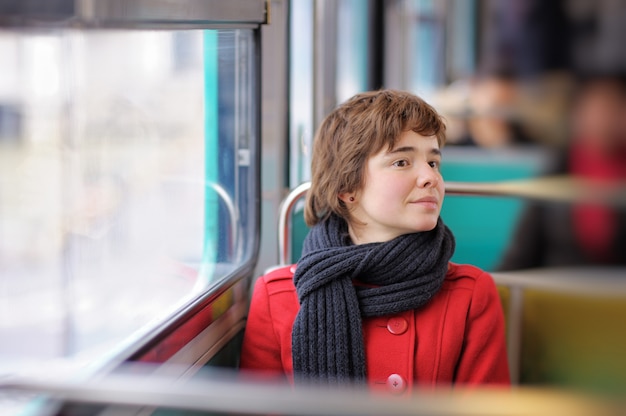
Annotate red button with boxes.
[387,317,408,335]
[386,374,406,393]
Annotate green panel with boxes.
[520,290,626,396]
[291,203,308,263]
[207,329,244,369]
[491,285,626,396]
[440,161,536,270]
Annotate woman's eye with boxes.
[428,160,440,169]
[393,160,409,168]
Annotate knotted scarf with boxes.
[291,214,455,385]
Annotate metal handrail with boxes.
[278,177,626,265]
[162,177,240,260]
[278,181,311,267]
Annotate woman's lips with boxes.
[411,196,438,209]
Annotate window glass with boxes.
[0,28,257,370]
[407,0,446,95]
[288,0,314,186]
[289,0,371,187]
[336,0,370,103]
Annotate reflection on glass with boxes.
[336,0,369,103]
[407,0,445,95]
[289,0,371,186]
[289,0,314,186]
[0,28,255,368]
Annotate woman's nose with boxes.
[416,164,439,188]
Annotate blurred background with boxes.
[0,0,625,413]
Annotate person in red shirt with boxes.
[498,75,626,270]
[241,90,510,393]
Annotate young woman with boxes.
[241,90,510,393]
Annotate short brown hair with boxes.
[304,89,447,226]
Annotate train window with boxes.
[288,0,314,186]
[336,0,371,103]
[405,0,446,93]
[384,0,476,94]
[0,27,258,370]
[288,0,375,187]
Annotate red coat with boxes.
[240,262,510,393]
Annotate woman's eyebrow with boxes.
[387,146,441,156]
[388,146,415,154]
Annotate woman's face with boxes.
[343,130,445,244]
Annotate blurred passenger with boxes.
[498,75,626,270]
[441,71,573,149]
[464,73,533,148]
[470,0,574,148]
[241,90,510,391]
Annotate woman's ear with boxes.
[338,193,355,203]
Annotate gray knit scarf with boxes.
[292,214,455,385]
